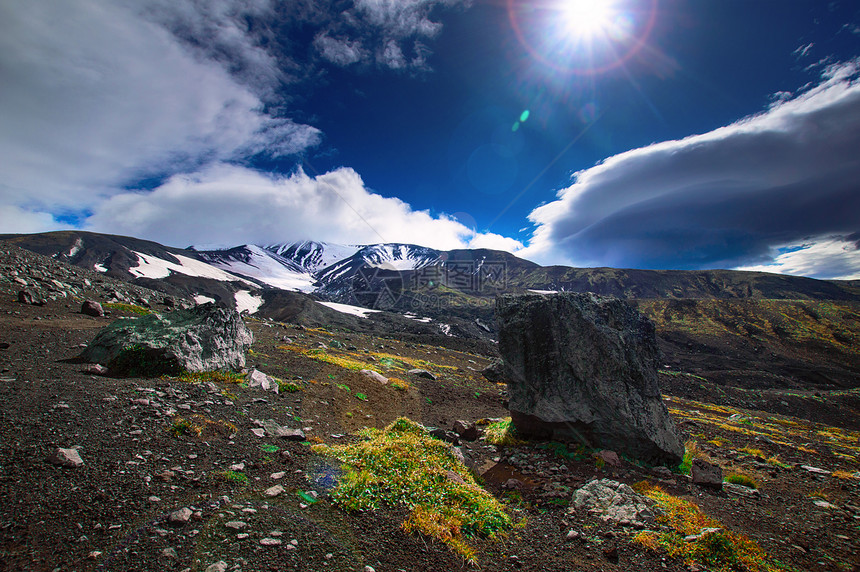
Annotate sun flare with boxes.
[561,0,615,38]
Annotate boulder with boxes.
[496,293,684,466]
[81,300,104,317]
[79,305,253,376]
[571,478,657,526]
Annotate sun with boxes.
[560,0,616,39]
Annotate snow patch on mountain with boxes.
[193,294,215,305]
[234,290,263,314]
[129,251,250,283]
[317,301,380,318]
[203,245,316,292]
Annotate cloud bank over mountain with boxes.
[521,60,860,279]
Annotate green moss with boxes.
[313,417,511,561]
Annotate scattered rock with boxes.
[160,547,178,559]
[691,458,723,489]
[723,482,761,497]
[481,360,506,383]
[260,537,282,546]
[204,561,228,572]
[247,369,279,393]
[571,478,656,526]
[360,369,388,384]
[83,363,108,375]
[79,304,253,375]
[684,527,723,542]
[496,292,685,466]
[46,447,84,468]
[17,289,45,306]
[80,300,104,317]
[225,521,247,530]
[801,465,831,476]
[168,507,193,526]
[597,450,622,468]
[264,485,285,497]
[453,420,480,441]
[408,368,437,380]
[565,529,580,541]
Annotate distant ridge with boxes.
[2,231,858,314]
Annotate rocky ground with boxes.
[0,246,858,572]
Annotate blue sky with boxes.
[1,1,859,278]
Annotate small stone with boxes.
[408,368,436,380]
[597,450,622,468]
[205,561,228,572]
[264,485,285,497]
[364,567,376,572]
[225,521,247,530]
[149,496,161,503]
[260,537,282,546]
[801,465,831,476]
[46,447,84,468]
[251,428,266,437]
[270,471,286,479]
[566,530,580,541]
[360,369,388,384]
[161,547,178,559]
[84,363,108,375]
[452,420,480,441]
[236,533,249,539]
[168,507,193,526]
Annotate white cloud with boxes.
[0,1,319,216]
[0,206,67,235]
[521,59,860,278]
[314,33,367,66]
[736,236,860,280]
[85,163,523,252]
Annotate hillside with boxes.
[0,245,858,571]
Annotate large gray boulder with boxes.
[496,293,684,466]
[80,304,253,376]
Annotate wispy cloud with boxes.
[84,163,523,251]
[313,0,469,71]
[793,42,814,58]
[521,59,860,279]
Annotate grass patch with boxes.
[832,470,858,480]
[168,370,246,384]
[218,470,248,484]
[355,392,367,401]
[484,418,526,446]
[633,481,788,572]
[725,474,759,489]
[167,414,237,439]
[389,377,409,391]
[280,345,369,371]
[103,302,151,315]
[312,418,511,562]
[276,379,302,392]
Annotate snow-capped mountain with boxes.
[315,244,442,287]
[263,241,361,273]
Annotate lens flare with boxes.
[507,0,658,75]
